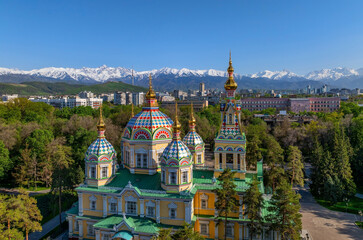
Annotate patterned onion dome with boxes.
[161,139,191,164]
[86,137,116,156]
[183,131,204,146]
[86,107,117,162]
[183,103,204,148]
[160,102,192,166]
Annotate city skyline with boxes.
[1,0,363,74]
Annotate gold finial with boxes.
[97,105,105,131]
[131,103,134,118]
[189,102,196,125]
[173,101,181,132]
[146,74,156,100]
[224,51,238,91]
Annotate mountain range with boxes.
[0,66,362,91]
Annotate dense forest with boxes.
[0,99,362,196]
[0,98,362,238]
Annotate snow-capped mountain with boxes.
[0,66,230,82]
[248,70,299,80]
[0,65,362,89]
[305,67,359,81]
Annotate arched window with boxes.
[229,114,233,124]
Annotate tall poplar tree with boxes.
[213,169,239,240]
[244,179,264,240]
[267,180,302,240]
[286,146,304,187]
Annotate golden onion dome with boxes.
[173,102,181,133]
[97,106,105,131]
[146,74,156,100]
[189,102,196,125]
[224,51,238,91]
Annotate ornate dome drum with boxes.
[121,75,174,175]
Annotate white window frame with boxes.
[108,197,117,213]
[226,224,234,237]
[181,171,188,183]
[168,202,177,219]
[197,154,202,164]
[87,224,95,236]
[89,195,97,210]
[101,166,108,178]
[125,195,138,215]
[90,166,96,179]
[102,233,111,240]
[169,170,177,184]
[74,220,79,232]
[199,221,209,235]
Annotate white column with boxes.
[117,196,123,215]
[156,200,160,223]
[184,201,191,223]
[68,216,73,235]
[79,192,83,216]
[239,198,243,219]
[95,230,100,240]
[245,223,249,239]
[140,199,144,217]
[130,147,134,166]
[103,195,107,217]
[78,220,83,238]
[239,224,242,240]
[214,221,218,240]
[149,149,153,168]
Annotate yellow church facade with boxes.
[67,56,278,240]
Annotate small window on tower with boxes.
[229,114,233,124]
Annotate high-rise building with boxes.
[199,82,205,94]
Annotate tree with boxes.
[13,145,39,189]
[247,135,262,168]
[47,138,74,232]
[265,165,285,192]
[213,169,239,240]
[171,223,204,240]
[262,135,284,166]
[17,189,42,240]
[152,228,172,240]
[267,180,302,240]
[0,194,24,240]
[0,140,11,179]
[286,146,304,187]
[244,179,264,240]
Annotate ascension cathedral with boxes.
[66,55,276,240]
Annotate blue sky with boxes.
[1,0,363,74]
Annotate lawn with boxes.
[315,196,363,215]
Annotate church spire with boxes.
[189,102,196,131]
[173,101,181,139]
[224,51,238,92]
[97,105,105,136]
[131,103,134,118]
[145,74,158,107]
[146,74,156,100]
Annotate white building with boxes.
[30,97,103,109]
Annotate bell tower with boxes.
[213,52,247,179]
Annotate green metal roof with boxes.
[76,168,265,197]
[107,169,163,191]
[93,215,183,234]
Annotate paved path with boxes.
[300,163,362,240]
[29,212,66,240]
[0,187,51,196]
